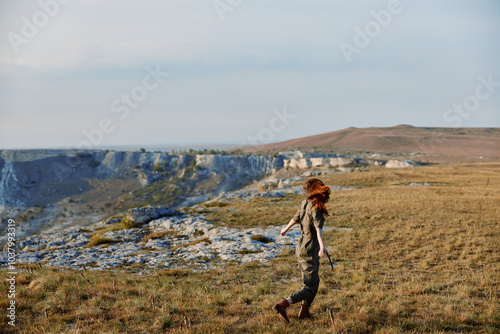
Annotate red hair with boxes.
[303,178,330,216]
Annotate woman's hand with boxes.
[281,219,298,236]
[316,227,326,258]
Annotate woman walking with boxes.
[273,178,331,323]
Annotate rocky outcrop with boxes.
[0,150,284,233]
[0,149,420,245]
[385,160,420,168]
[282,152,387,169]
[0,150,417,216]
[124,206,179,225]
[0,164,369,272]
[0,207,351,272]
[0,150,284,208]
[282,155,421,170]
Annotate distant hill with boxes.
[243,125,500,162]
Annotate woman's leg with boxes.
[273,256,319,323]
[301,279,319,306]
[289,257,319,305]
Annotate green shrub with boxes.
[153,163,165,172]
[121,215,136,229]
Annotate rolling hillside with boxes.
[246,125,500,162]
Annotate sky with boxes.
[0,0,499,149]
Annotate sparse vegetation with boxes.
[153,162,166,172]
[167,237,211,252]
[121,215,136,229]
[1,163,498,333]
[251,234,273,244]
[204,201,230,208]
[238,249,263,255]
[193,230,205,237]
[85,235,118,248]
[142,230,178,243]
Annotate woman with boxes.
[273,178,330,323]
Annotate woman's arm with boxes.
[315,226,326,258]
[280,218,298,236]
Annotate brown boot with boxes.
[272,298,290,323]
[298,304,312,319]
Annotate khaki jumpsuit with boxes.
[290,199,325,306]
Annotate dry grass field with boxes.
[1,163,498,333]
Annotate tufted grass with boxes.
[84,236,118,248]
[142,230,180,243]
[251,235,274,244]
[1,163,498,333]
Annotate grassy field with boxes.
[1,163,499,333]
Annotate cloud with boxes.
[0,0,499,149]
